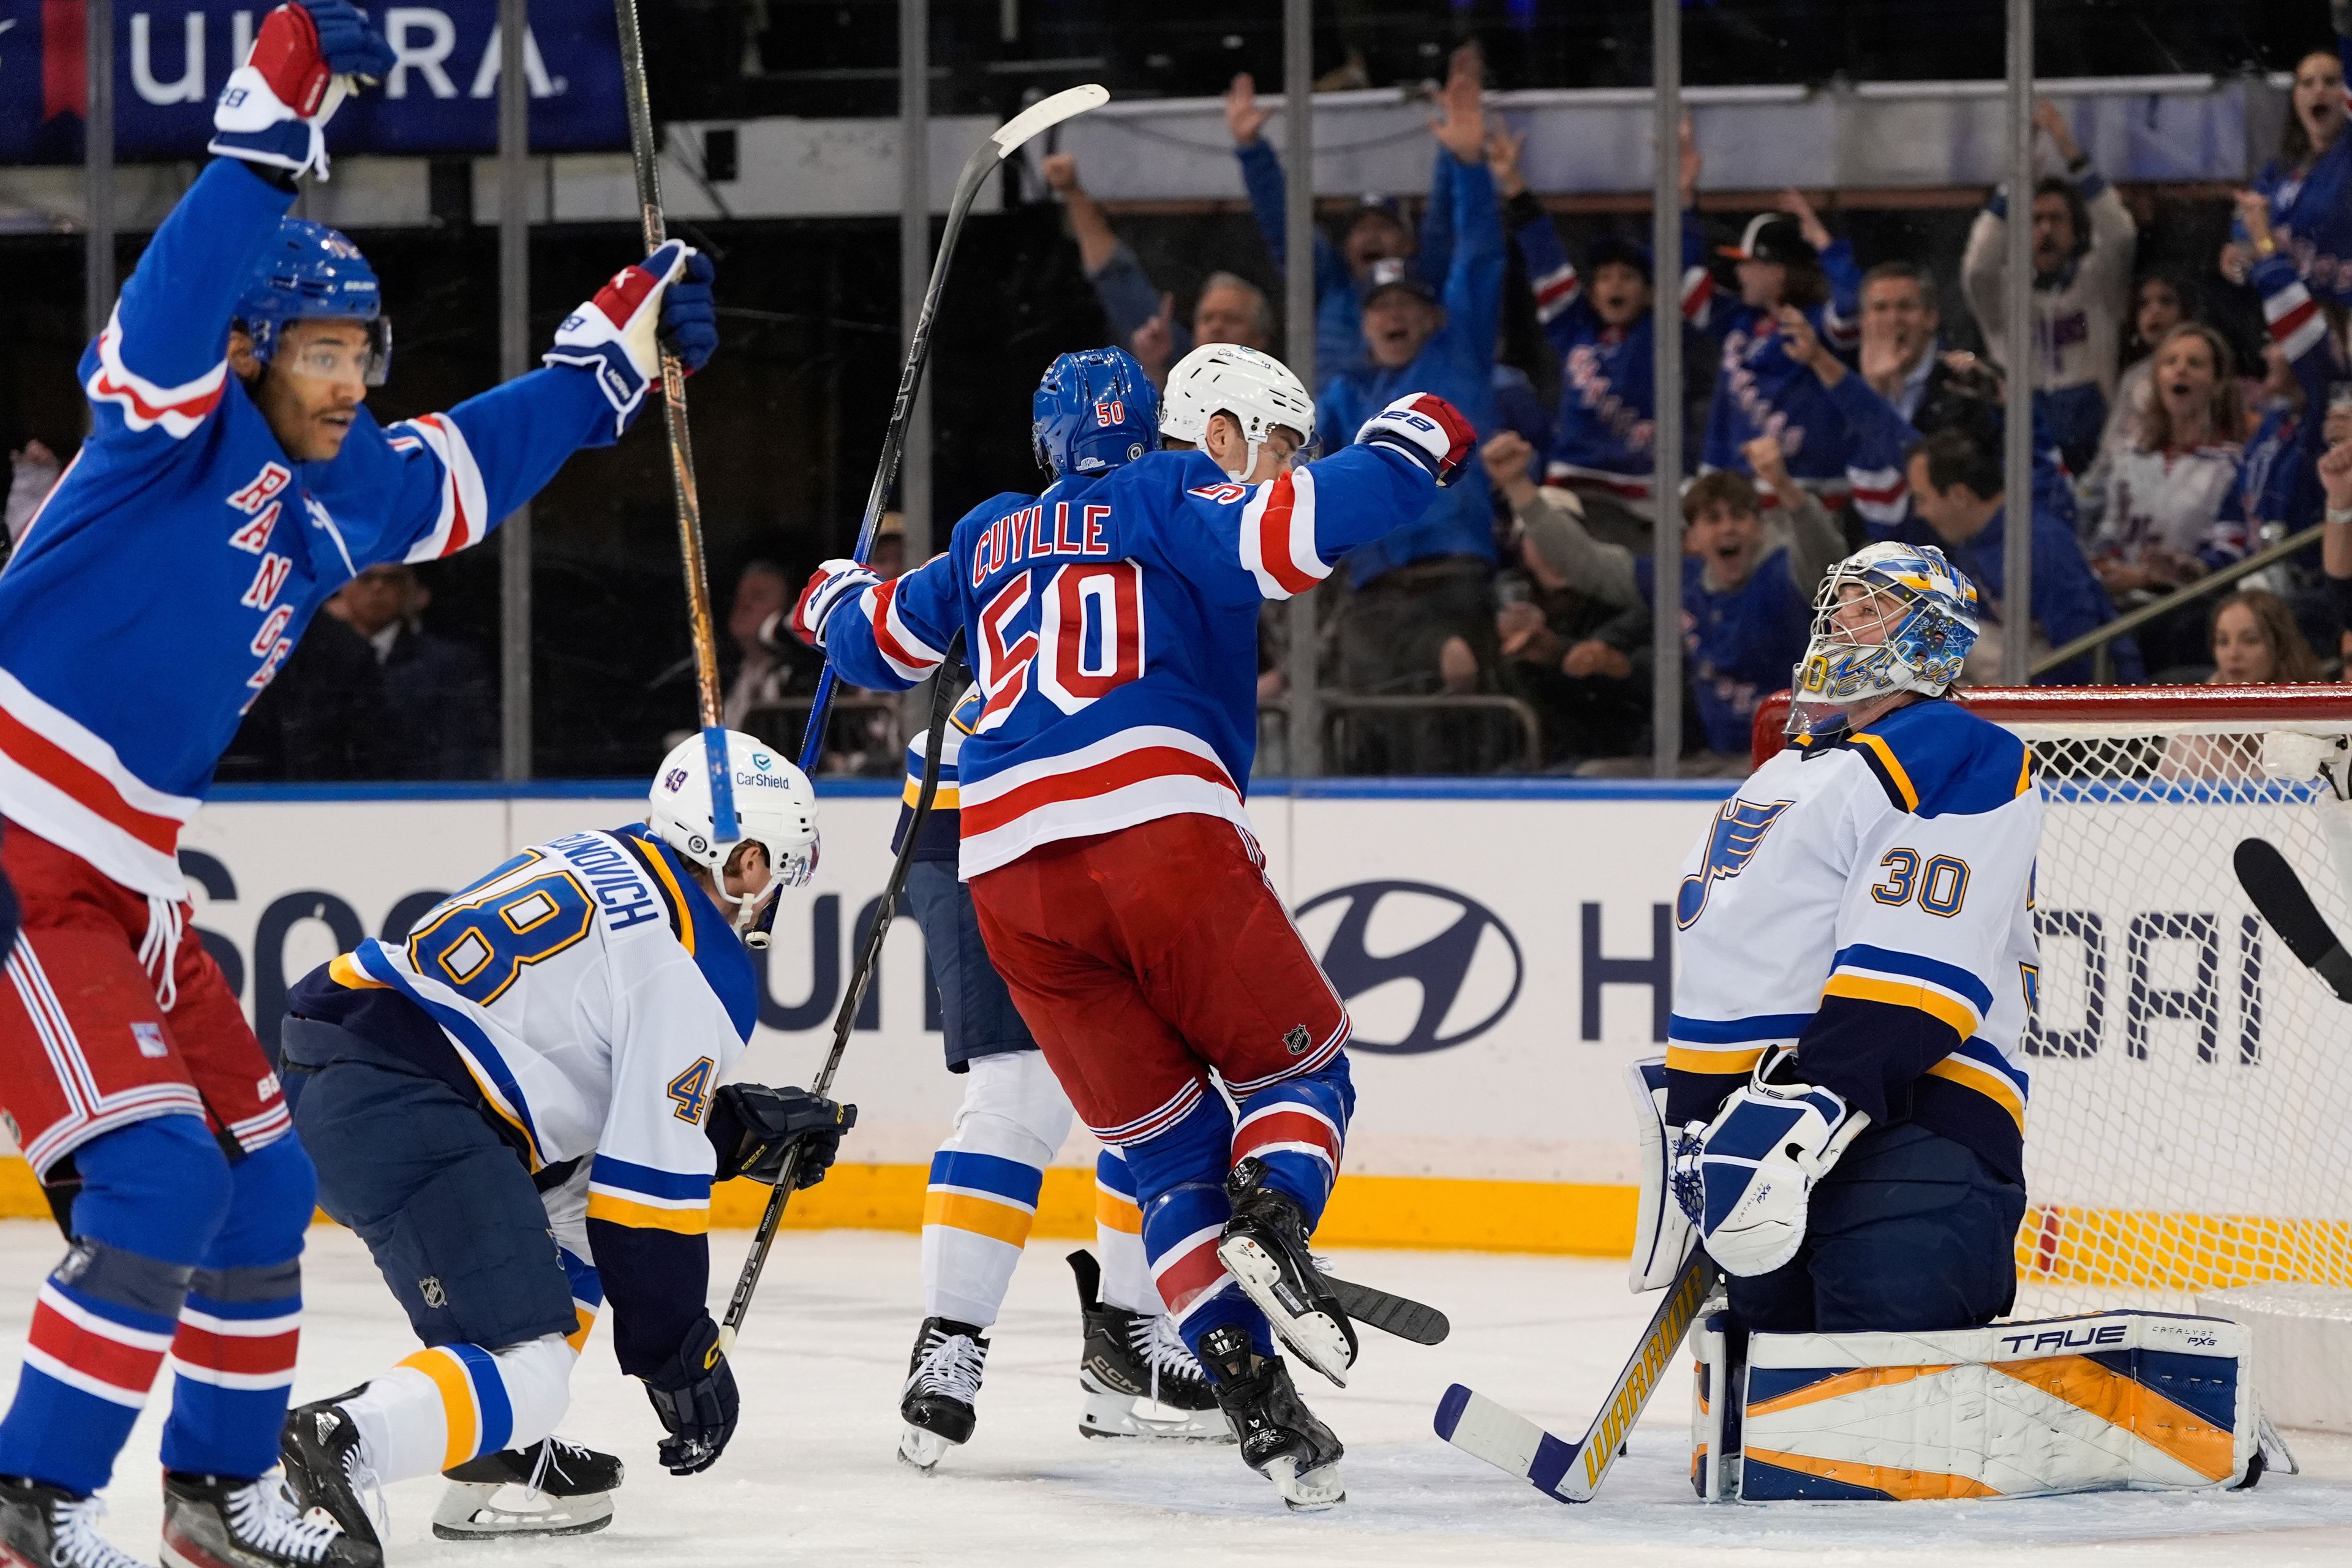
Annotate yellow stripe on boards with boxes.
[921,1189,1035,1248]
[585,1193,711,1234]
[1095,1186,1144,1235]
[2017,1203,2352,1293]
[398,1348,478,1470]
[1822,972,1979,1037]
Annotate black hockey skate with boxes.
[274,1398,382,1566]
[1216,1156,1357,1387]
[160,1470,376,1568]
[897,1317,989,1471]
[434,1438,622,1540]
[1066,1251,1231,1442]
[0,1475,147,1568]
[1196,1324,1345,1511]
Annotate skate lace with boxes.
[341,1431,390,1538]
[907,1330,986,1404]
[1126,1313,1205,1404]
[48,1494,145,1568]
[225,1480,344,1564]
[528,1437,598,1499]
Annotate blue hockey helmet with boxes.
[233,218,391,386]
[1033,347,1159,478]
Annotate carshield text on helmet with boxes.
[646,731,820,944]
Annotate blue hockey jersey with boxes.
[2242,32,2352,305]
[0,158,618,899]
[2226,255,2346,538]
[1700,240,1864,494]
[823,445,1437,877]
[1513,208,1714,506]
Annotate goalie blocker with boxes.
[1691,1309,2263,1502]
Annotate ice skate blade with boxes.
[1216,1234,1353,1387]
[1078,1390,1237,1443]
[429,1479,614,1539]
[1267,1454,1345,1512]
[898,1424,956,1471]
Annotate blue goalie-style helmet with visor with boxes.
[1033,347,1159,478]
[234,218,391,386]
[1787,541,1981,744]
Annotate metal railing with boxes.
[1259,693,1544,775]
[2031,522,2326,682]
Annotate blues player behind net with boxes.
[0,6,717,1568]
[891,353,1225,1475]
[270,733,851,1559]
[792,339,1474,1510]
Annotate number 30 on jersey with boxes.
[974,561,1145,731]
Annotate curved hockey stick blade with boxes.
[990,84,1110,159]
[1325,1275,1448,1345]
[2236,837,2352,1002]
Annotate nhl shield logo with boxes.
[419,1276,447,1308]
[1282,1024,1311,1057]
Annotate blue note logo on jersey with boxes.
[1676,797,1794,930]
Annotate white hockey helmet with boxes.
[646,730,820,943]
[1160,342,1317,478]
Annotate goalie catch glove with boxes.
[1676,1045,1871,1278]
[1354,392,1477,487]
[706,1082,856,1189]
[790,559,883,649]
[543,241,718,439]
[209,2,394,181]
[642,1316,738,1476]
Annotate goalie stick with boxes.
[2235,837,2352,1003]
[1434,1248,1717,1502]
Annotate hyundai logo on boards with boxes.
[1292,881,1525,1054]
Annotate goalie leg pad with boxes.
[1734,1312,2255,1501]
[1626,1055,1693,1292]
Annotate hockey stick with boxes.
[1434,1248,1718,1502]
[791,82,1110,780]
[717,638,967,1354]
[2235,837,2352,1002]
[1327,1275,1449,1346]
[614,0,737,845]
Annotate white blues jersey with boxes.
[290,823,753,1374]
[1666,698,2044,1182]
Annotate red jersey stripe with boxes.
[27,1300,168,1395]
[958,746,1236,838]
[1254,475,1317,598]
[0,704,186,855]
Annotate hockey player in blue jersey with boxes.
[793,340,1472,1509]
[0,7,719,1566]
[892,359,1222,1468]
[271,734,849,1561]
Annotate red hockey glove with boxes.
[1354,393,1478,488]
[209,3,393,180]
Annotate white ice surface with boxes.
[8,1221,2352,1567]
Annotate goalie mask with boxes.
[646,731,820,944]
[1787,542,1979,744]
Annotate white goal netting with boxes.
[1999,696,2352,1316]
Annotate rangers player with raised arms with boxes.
[887,351,1224,1469]
[0,6,717,1565]
[793,340,1474,1509]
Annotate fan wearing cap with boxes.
[1500,111,1712,534]
[1227,51,1486,380]
[1698,192,1866,509]
[1961,98,2137,475]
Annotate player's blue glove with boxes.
[1355,392,1477,488]
[660,251,720,375]
[790,559,881,650]
[1681,1046,1870,1278]
[543,239,706,437]
[209,2,393,181]
[643,1315,739,1476]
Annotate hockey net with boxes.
[1757,685,2352,1317]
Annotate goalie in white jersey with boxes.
[265,733,853,1558]
[1665,541,2041,1333]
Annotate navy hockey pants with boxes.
[902,859,1038,1072]
[1724,1122,2027,1335]
[282,1019,576,1351]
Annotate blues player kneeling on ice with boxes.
[268,734,852,1558]
[1648,543,2261,1500]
